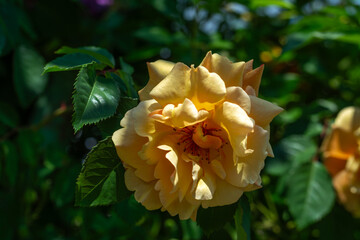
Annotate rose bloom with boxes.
[112,52,283,220]
[322,106,360,217]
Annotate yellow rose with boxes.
[112,52,283,220]
[322,106,360,217]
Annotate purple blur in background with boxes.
[81,0,114,16]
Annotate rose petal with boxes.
[112,110,155,182]
[195,168,216,201]
[245,85,256,96]
[201,178,243,208]
[139,60,175,101]
[249,96,283,128]
[132,99,162,137]
[224,125,269,187]
[163,196,200,220]
[216,101,254,135]
[243,59,253,75]
[158,139,192,202]
[242,64,264,96]
[210,158,226,179]
[333,106,360,132]
[190,66,226,110]
[124,168,162,210]
[200,51,246,87]
[214,101,254,157]
[224,86,251,114]
[150,62,191,106]
[172,98,209,128]
[150,99,209,128]
[324,156,348,177]
[323,129,358,159]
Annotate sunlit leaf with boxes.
[75,137,131,207]
[250,0,294,9]
[287,162,335,229]
[72,65,120,132]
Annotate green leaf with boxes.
[43,53,100,73]
[235,197,251,240]
[13,45,48,108]
[250,0,294,9]
[56,46,115,68]
[2,141,18,186]
[72,65,120,132]
[0,102,19,128]
[266,135,317,176]
[287,162,335,229]
[75,137,131,207]
[180,220,203,240]
[197,201,238,235]
[115,60,138,98]
[119,57,134,75]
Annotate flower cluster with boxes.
[322,106,360,217]
[112,52,283,220]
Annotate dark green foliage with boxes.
[43,46,116,73]
[75,137,130,207]
[235,197,251,240]
[14,45,48,107]
[197,201,238,235]
[43,53,101,73]
[56,46,115,68]
[287,162,335,229]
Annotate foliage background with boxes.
[1,0,360,239]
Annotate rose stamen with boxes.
[174,122,227,164]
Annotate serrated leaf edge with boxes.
[75,137,122,206]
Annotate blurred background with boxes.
[1,0,360,239]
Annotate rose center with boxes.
[192,124,222,149]
[174,122,226,162]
